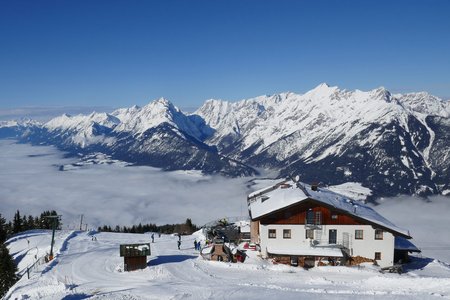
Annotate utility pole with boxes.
[79,214,84,231]
[45,215,61,261]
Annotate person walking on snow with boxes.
[177,240,181,250]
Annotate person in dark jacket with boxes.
[177,240,181,250]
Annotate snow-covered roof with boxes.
[248,180,411,238]
[248,181,308,221]
[267,245,343,257]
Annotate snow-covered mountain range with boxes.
[1,84,449,198]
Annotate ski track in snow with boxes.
[5,230,450,300]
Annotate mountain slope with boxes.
[18,99,256,177]
[1,84,448,196]
[196,84,450,197]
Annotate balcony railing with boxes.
[310,238,350,251]
[304,218,322,229]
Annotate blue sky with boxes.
[0,0,449,110]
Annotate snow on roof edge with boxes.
[248,179,412,239]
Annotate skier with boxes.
[194,240,197,250]
[197,240,201,251]
[151,233,154,243]
[177,240,181,250]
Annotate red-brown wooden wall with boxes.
[259,199,363,226]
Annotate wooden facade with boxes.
[250,220,260,244]
[259,199,364,226]
[120,243,151,271]
[248,181,415,268]
[124,256,147,271]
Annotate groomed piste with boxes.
[4,229,450,299]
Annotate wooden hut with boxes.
[120,243,151,271]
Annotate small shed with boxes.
[394,237,421,263]
[120,243,151,271]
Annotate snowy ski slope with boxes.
[5,230,450,299]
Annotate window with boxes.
[374,252,381,260]
[315,211,322,225]
[306,209,314,225]
[306,209,322,225]
[305,229,314,239]
[355,230,363,240]
[329,229,337,244]
[375,229,383,240]
[268,229,276,239]
[283,229,291,239]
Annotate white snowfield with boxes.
[5,230,450,299]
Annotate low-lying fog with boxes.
[1,140,449,263]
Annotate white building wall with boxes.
[259,224,395,268]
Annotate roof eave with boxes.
[250,197,412,239]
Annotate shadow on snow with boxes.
[403,256,435,272]
[149,254,197,266]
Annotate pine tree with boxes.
[27,215,35,230]
[0,243,18,297]
[21,215,28,231]
[5,222,13,237]
[39,210,61,230]
[12,210,22,234]
[0,214,7,244]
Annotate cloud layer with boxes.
[373,195,450,263]
[1,140,449,263]
[0,140,251,228]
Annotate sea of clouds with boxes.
[0,140,252,229]
[1,139,449,263]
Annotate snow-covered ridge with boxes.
[42,98,210,143]
[2,83,449,195]
[395,92,450,118]
[45,112,120,131]
[196,83,449,158]
[195,84,450,196]
[111,97,209,140]
[0,119,41,128]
